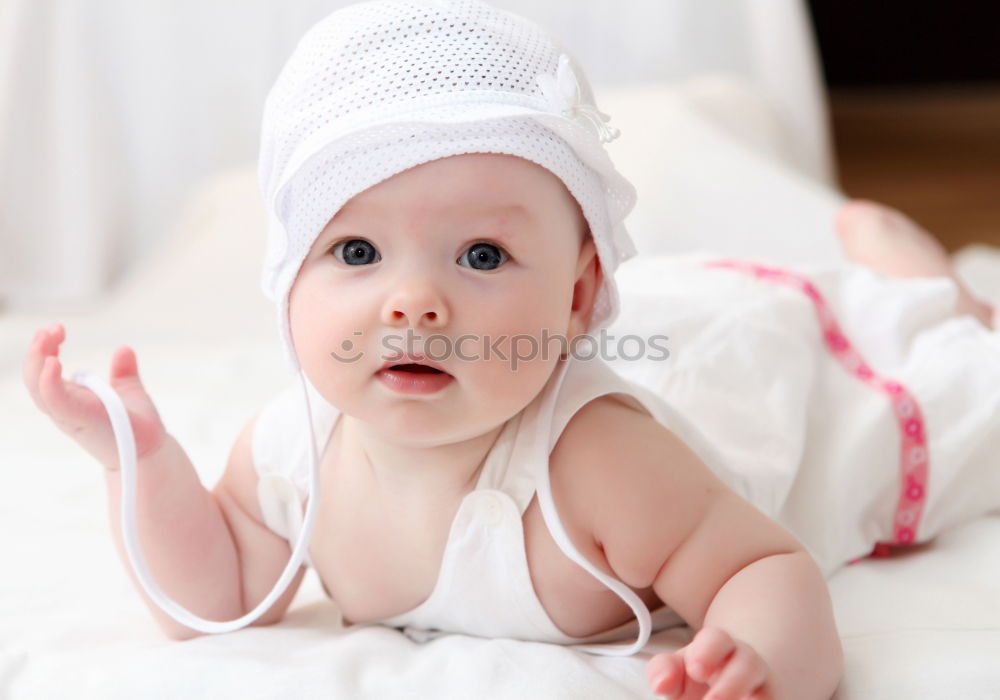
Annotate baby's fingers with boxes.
[23,324,65,409]
[704,643,767,700]
[684,627,737,684]
[647,652,687,697]
[37,355,92,428]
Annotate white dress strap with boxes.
[527,357,654,656]
[251,372,340,567]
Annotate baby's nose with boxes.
[381,281,449,329]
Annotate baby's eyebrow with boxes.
[451,204,530,237]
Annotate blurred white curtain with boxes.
[0,0,832,311]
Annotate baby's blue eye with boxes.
[459,243,507,271]
[333,239,380,265]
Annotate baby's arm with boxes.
[23,324,305,640]
[551,399,842,699]
[644,496,838,700]
[103,418,307,640]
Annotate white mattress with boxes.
[3,84,1000,698]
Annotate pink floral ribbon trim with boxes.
[704,260,929,559]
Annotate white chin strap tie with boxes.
[72,371,321,634]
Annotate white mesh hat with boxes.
[259,0,639,371]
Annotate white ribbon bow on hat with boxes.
[536,54,620,144]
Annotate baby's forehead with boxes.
[331,153,581,220]
[339,197,530,225]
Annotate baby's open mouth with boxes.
[377,359,455,394]
[390,363,444,374]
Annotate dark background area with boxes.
[806,1,1000,86]
[804,2,1000,250]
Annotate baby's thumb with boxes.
[110,346,140,382]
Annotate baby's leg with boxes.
[835,199,995,329]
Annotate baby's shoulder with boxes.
[550,392,691,490]
[548,393,719,586]
[549,394,688,512]
[550,394,683,472]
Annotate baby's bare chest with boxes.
[306,474,658,637]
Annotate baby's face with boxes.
[288,153,600,445]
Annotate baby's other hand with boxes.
[22,323,167,469]
[647,627,772,700]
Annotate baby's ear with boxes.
[568,236,602,340]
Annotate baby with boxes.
[21,2,1000,699]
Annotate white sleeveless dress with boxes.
[251,339,687,656]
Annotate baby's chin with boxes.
[353,410,510,448]
[360,385,533,441]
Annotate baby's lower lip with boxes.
[376,367,454,395]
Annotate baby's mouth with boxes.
[389,363,445,374]
[376,359,455,395]
[378,354,451,377]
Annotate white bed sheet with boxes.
[3,84,1000,699]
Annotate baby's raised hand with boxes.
[647,627,772,700]
[22,323,167,469]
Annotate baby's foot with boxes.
[835,199,995,328]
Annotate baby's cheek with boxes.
[289,315,327,365]
[477,341,560,405]
[287,285,319,346]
